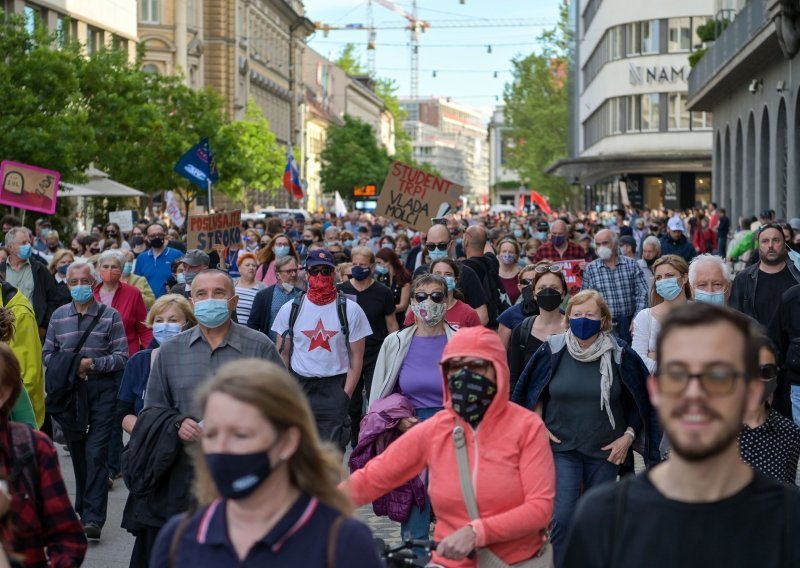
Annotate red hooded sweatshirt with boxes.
[344,326,555,567]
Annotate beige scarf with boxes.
[565,330,617,429]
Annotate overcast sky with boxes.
[303,0,562,121]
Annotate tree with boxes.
[320,115,389,199]
[503,0,575,206]
[214,98,284,207]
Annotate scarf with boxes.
[306,273,337,305]
[565,330,617,429]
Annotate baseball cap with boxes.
[789,218,800,231]
[536,221,550,232]
[305,249,335,268]
[667,217,685,232]
[179,249,210,267]
[294,213,306,222]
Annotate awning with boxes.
[546,152,712,185]
[61,167,145,198]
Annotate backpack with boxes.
[279,292,351,367]
[518,315,537,353]
[8,422,41,512]
[463,256,505,326]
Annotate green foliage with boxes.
[335,44,365,75]
[214,99,284,202]
[503,0,572,205]
[320,115,389,199]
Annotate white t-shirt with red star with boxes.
[271,296,372,377]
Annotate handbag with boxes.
[453,425,553,568]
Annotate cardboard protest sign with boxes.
[109,210,135,232]
[553,259,583,296]
[187,210,242,252]
[375,162,463,232]
[0,161,59,215]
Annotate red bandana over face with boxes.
[306,272,336,305]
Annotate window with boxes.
[187,0,197,28]
[55,15,67,46]
[691,110,713,129]
[641,93,660,131]
[641,20,660,54]
[611,97,624,134]
[140,0,160,24]
[24,5,39,35]
[626,22,641,55]
[668,93,690,130]
[610,26,623,60]
[627,95,641,132]
[668,18,692,52]
[86,27,99,55]
[142,63,160,74]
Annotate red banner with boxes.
[530,190,554,215]
[553,259,583,296]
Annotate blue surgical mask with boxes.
[655,277,682,301]
[176,272,186,285]
[381,242,394,250]
[344,239,354,249]
[569,317,602,340]
[428,248,449,262]
[694,289,726,305]
[444,275,456,292]
[274,245,290,258]
[152,322,183,345]
[535,232,548,241]
[513,230,524,238]
[70,285,93,304]
[18,244,32,260]
[789,249,800,272]
[375,265,389,275]
[122,262,133,277]
[57,265,69,275]
[194,298,232,328]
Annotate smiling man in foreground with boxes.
[563,303,800,567]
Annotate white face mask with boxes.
[596,246,613,261]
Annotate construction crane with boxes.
[314,5,552,99]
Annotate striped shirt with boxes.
[234,283,265,325]
[581,255,649,319]
[42,299,129,374]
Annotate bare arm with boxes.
[475,304,489,326]
[396,283,410,314]
[385,313,399,334]
[275,335,291,369]
[122,415,137,434]
[345,339,366,397]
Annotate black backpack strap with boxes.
[783,483,794,568]
[8,422,40,512]
[518,315,536,352]
[74,304,106,355]
[336,293,351,366]
[279,292,305,366]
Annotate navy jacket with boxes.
[512,333,661,466]
[659,234,697,263]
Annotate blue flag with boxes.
[174,137,219,188]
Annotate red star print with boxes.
[301,319,338,352]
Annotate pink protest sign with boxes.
[0,161,59,215]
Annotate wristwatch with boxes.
[89,360,96,372]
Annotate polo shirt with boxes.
[151,494,382,567]
[133,246,182,298]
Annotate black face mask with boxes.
[302,239,313,247]
[131,236,144,246]
[644,257,657,267]
[205,448,275,500]
[106,232,117,238]
[149,237,164,249]
[536,288,563,312]
[448,368,497,428]
[521,286,539,316]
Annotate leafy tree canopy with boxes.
[320,115,389,199]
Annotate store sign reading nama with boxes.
[629,64,689,85]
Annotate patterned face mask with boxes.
[411,299,446,327]
[448,368,497,428]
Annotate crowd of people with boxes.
[0,202,799,567]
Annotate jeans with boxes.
[294,373,350,450]
[400,406,442,543]
[349,349,379,447]
[717,233,728,258]
[790,385,800,428]
[107,372,124,477]
[551,450,619,568]
[65,376,117,527]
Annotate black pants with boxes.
[292,372,350,450]
[63,376,116,527]
[349,349,379,448]
[128,527,160,568]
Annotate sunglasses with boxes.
[307,266,334,276]
[759,363,778,381]
[442,358,492,376]
[534,264,562,274]
[520,278,534,286]
[413,291,446,304]
[426,242,449,252]
[656,364,746,396]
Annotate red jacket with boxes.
[93,282,153,356]
[344,327,555,567]
[693,227,718,254]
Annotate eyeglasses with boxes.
[534,264,562,274]
[519,278,534,286]
[277,268,298,275]
[656,364,746,396]
[413,291,446,304]
[442,358,492,376]
[759,364,778,381]
[307,266,334,276]
[426,242,449,252]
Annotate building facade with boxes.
[551,0,715,212]
[488,106,523,205]
[400,98,489,207]
[687,0,800,222]
[4,0,138,60]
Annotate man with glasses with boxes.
[43,260,129,541]
[581,229,648,345]
[247,255,304,342]
[272,250,371,448]
[730,223,800,328]
[564,303,800,567]
[133,222,183,298]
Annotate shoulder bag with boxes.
[453,425,553,568]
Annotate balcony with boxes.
[687,0,777,109]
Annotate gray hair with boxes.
[642,235,661,253]
[411,273,448,297]
[274,254,298,271]
[688,253,733,286]
[97,249,125,269]
[324,226,341,240]
[4,227,28,248]
[66,259,96,280]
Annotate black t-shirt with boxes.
[337,280,395,353]
[563,470,800,568]
[755,266,797,326]
[413,262,488,311]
